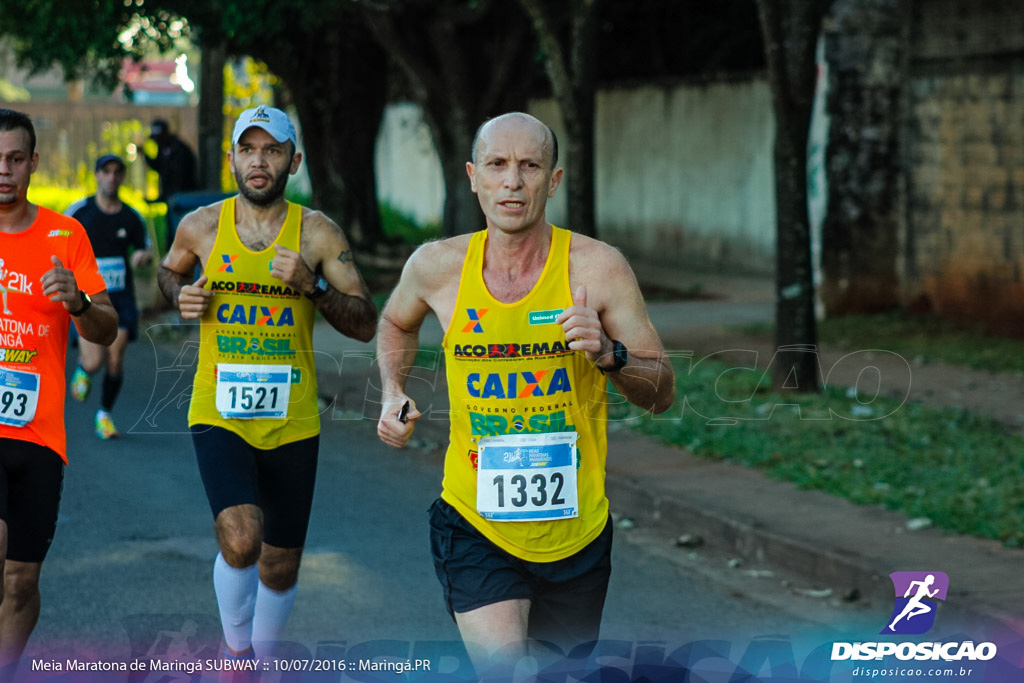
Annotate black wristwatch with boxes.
[69,290,92,317]
[596,339,628,373]
[306,275,329,300]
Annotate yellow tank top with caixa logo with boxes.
[442,226,610,563]
[188,198,320,448]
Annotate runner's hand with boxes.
[378,395,420,449]
[179,274,213,319]
[42,256,82,310]
[270,244,314,294]
[558,285,612,363]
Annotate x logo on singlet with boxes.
[219,254,238,273]
[462,308,488,333]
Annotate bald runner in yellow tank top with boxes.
[377,112,675,668]
[443,226,608,562]
[189,197,319,447]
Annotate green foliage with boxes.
[380,202,441,244]
[284,187,312,206]
[30,182,165,257]
[743,313,1024,374]
[29,183,162,220]
[819,313,1024,374]
[0,78,30,102]
[612,356,1024,547]
[0,0,187,91]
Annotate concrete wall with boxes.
[374,103,445,226]
[375,78,777,277]
[591,81,776,275]
[902,0,1024,335]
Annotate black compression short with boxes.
[428,498,612,653]
[0,438,65,562]
[191,425,319,548]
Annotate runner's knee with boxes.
[3,567,40,608]
[258,548,302,591]
[215,509,263,567]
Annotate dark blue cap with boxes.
[95,154,126,172]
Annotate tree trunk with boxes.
[362,1,539,237]
[756,0,833,393]
[821,0,910,315]
[520,0,602,237]
[428,121,483,239]
[197,36,226,192]
[261,18,388,249]
[417,97,482,237]
[563,88,597,237]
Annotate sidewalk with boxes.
[312,270,1024,636]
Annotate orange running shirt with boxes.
[0,207,106,462]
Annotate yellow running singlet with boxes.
[188,198,320,448]
[441,226,610,562]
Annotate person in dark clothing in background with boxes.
[66,154,153,440]
[144,119,199,250]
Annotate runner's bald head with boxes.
[471,113,559,169]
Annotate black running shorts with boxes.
[191,425,319,548]
[428,497,612,651]
[109,291,139,341]
[0,438,65,562]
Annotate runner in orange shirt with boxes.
[0,109,118,681]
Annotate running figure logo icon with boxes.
[882,571,949,635]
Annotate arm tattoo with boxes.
[317,287,378,343]
[337,250,354,265]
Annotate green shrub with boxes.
[380,202,441,244]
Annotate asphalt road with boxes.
[17,324,879,679]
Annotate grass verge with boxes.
[820,313,1024,374]
[611,354,1024,547]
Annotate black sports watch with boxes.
[306,275,329,300]
[596,339,628,373]
[69,290,92,317]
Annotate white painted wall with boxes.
[374,78,777,274]
[589,80,776,273]
[374,103,445,226]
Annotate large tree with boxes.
[755,0,835,393]
[216,1,389,248]
[820,0,909,315]
[0,0,388,249]
[360,0,543,237]
[518,0,603,238]
[0,1,163,90]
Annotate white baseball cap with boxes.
[231,106,297,146]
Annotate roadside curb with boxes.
[603,429,1024,634]
[606,464,890,605]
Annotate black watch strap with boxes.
[596,339,628,373]
[69,290,92,317]
[306,275,329,300]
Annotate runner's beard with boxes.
[235,167,289,206]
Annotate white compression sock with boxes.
[212,553,259,654]
[251,581,298,659]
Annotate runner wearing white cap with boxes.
[158,105,377,660]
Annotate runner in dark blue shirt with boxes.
[65,154,152,439]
